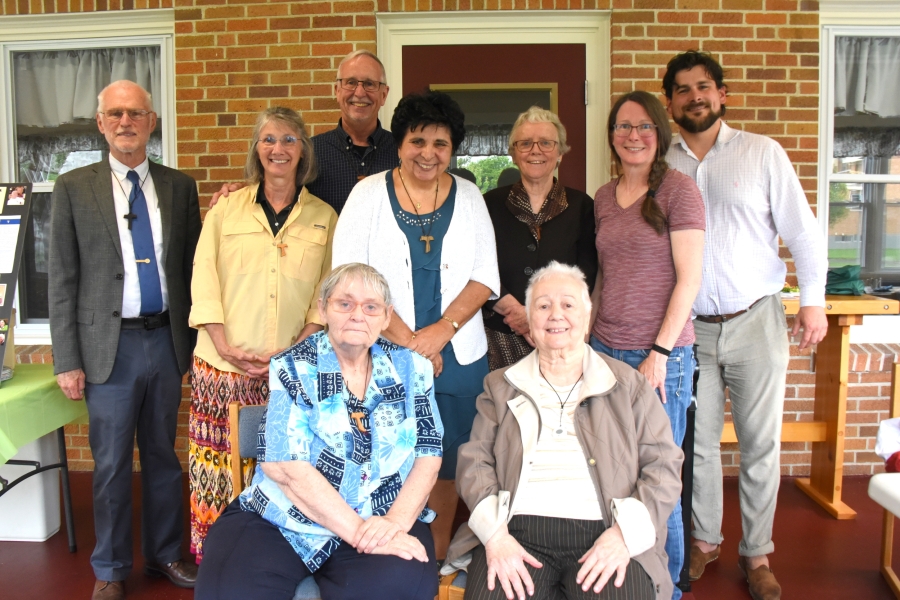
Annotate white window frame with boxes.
[0,10,175,344]
[819,0,900,343]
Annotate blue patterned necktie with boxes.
[126,170,163,316]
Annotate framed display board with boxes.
[0,183,33,381]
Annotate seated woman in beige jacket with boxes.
[442,261,683,600]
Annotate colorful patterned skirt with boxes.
[188,356,268,562]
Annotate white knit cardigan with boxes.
[332,170,500,365]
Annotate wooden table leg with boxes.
[795,313,861,519]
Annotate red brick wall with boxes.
[11,0,892,478]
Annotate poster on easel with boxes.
[0,183,34,384]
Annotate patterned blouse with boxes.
[239,331,443,571]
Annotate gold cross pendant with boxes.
[276,243,288,257]
[350,412,368,433]
[420,235,434,253]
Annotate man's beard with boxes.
[673,101,725,134]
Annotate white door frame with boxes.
[376,10,611,196]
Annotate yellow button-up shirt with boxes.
[189,184,337,374]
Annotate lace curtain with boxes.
[14,47,161,127]
[17,132,163,182]
[457,123,513,156]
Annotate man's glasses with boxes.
[611,123,658,138]
[99,109,152,121]
[327,298,386,316]
[259,135,299,148]
[512,139,559,153]
[336,78,386,92]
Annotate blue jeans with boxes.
[590,337,693,600]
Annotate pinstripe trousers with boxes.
[465,515,655,600]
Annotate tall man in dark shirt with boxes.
[212,50,398,214]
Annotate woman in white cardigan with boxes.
[332,91,500,561]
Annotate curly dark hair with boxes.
[390,90,466,153]
[662,50,727,100]
[607,90,671,235]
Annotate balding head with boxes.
[96,80,157,168]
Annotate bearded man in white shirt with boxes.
[662,50,828,600]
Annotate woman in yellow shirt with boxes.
[187,106,336,562]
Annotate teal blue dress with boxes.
[387,171,490,480]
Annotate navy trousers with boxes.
[196,500,439,600]
[83,326,185,581]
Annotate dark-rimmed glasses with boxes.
[611,123,658,138]
[336,78,386,92]
[512,139,559,153]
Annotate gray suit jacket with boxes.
[49,159,202,383]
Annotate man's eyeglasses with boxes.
[327,298,386,316]
[99,109,152,121]
[611,123,658,138]
[512,139,559,153]
[259,135,299,148]
[336,78,386,92]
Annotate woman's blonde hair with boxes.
[508,106,570,156]
[244,106,317,187]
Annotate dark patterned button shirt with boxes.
[306,119,399,215]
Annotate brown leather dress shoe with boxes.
[738,556,782,600]
[92,580,125,600]
[688,544,720,581]
[144,559,198,589]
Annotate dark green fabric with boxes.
[825,265,865,295]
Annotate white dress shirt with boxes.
[109,155,168,317]
[667,121,827,315]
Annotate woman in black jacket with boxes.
[482,106,598,370]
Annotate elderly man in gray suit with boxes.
[49,80,202,600]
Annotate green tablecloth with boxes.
[0,364,88,465]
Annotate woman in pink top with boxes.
[589,90,705,600]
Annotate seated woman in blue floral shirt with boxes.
[196,263,444,600]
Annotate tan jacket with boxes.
[444,346,683,599]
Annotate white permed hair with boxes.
[524,261,591,318]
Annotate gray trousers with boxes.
[692,293,789,558]
[84,326,185,581]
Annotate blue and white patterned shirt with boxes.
[239,331,443,571]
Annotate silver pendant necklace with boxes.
[538,366,584,437]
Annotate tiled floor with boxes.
[0,473,896,599]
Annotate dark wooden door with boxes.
[402,44,587,192]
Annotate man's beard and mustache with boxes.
[673,100,725,134]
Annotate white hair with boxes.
[319,263,392,307]
[97,80,154,113]
[336,49,386,83]
[524,261,592,318]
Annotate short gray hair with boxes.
[524,261,591,318]
[244,106,317,188]
[319,263,392,307]
[508,106,570,156]
[336,49,386,83]
[97,80,154,113]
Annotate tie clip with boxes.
[136,258,151,264]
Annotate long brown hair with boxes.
[607,90,672,234]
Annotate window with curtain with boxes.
[8,43,165,326]
[828,35,900,283]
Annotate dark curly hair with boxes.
[607,90,671,235]
[662,50,727,103]
[390,90,466,153]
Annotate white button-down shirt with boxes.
[667,121,827,315]
[109,155,169,317]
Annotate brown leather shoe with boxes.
[688,544,720,581]
[92,580,125,600]
[144,559,198,589]
[738,556,782,600]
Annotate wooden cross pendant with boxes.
[123,212,137,230]
[276,242,288,257]
[350,412,368,433]
[420,235,434,253]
